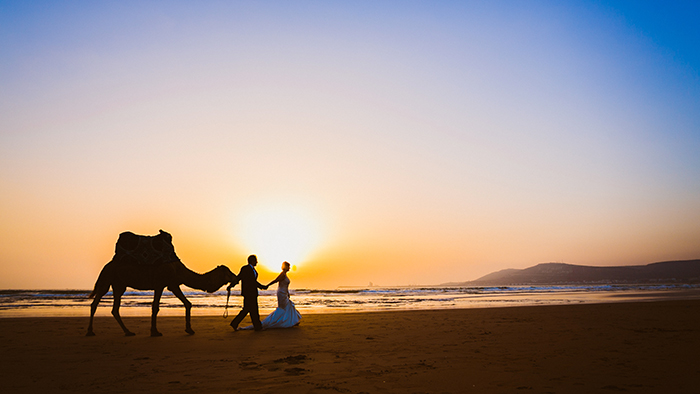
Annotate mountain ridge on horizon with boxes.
[443,259,700,286]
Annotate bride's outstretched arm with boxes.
[267,272,284,287]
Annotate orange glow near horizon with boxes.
[233,203,326,272]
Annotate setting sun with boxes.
[235,204,324,271]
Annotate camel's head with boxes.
[205,265,237,293]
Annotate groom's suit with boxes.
[230,264,266,331]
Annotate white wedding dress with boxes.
[241,273,301,330]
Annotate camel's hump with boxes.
[113,230,179,266]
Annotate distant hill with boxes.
[444,260,700,286]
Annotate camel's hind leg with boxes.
[169,285,194,335]
[111,285,135,336]
[150,287,164,337]
[86,285,109,336]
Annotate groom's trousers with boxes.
[231,295,262,330]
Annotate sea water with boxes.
[2,284,699,318]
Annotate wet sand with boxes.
[1,300,698,393]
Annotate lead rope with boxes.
[223,287,231,318]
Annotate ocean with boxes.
[2,284,699,318]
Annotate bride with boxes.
[241,261,301,330]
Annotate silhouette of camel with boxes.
[86,230,236,337]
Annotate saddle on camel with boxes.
[86,230,236,337]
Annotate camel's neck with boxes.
[179,264,225,292]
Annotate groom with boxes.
[229,254,268,331]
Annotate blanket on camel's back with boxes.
[112,230,180,266]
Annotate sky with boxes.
[1,1,699,289]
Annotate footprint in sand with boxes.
[284,367,306,375]
[274,355,308,365]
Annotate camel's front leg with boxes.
[86,286,109,336]
[169,285,194,335]
[150,287,164,337]
[111,285,135,336]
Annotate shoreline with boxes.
[2,286,700,318]
[1,299,699,393]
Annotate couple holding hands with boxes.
[228,255,301,331]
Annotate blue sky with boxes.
[1,1,699,288]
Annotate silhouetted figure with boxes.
[240,261,301,330]
[86,230,236,337]
[229,254,268,331]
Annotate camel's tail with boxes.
[89,261,114,299]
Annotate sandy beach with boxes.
[1,300,698,393]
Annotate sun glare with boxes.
[236,205,323,271]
